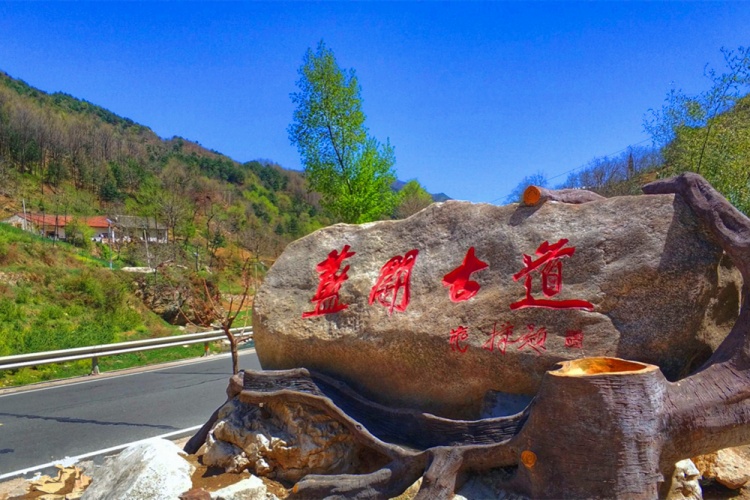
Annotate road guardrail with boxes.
[0,326,253,374]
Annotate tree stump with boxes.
[189,173,750,499]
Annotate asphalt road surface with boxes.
[0,349,261,478]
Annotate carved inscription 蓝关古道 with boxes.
[304,239,591,355]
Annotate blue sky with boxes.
[1,2,749,203]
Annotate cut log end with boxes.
[522,185,543,206]
[552,357,657,377]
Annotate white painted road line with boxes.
[0,424,203,480]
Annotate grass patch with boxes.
[0,221,222,388]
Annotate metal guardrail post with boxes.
[91,356,100,375]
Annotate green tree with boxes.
[288,41,396,224]
[644,46,750,212]
[65,217,93,249]
[395,180,433,218]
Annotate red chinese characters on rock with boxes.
[515,324,547,355]
[442,247,489,302]
[564,329,584,348]
[369,249,419,315]
[449,325,469,353]
[482,322,514,354]
[449,321,585,356]
[510,238,594,311]
[302,245,356,318]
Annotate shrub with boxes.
[65,218,94,250]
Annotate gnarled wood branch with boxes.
[522,185,605,206]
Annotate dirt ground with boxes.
[2,436,747,500]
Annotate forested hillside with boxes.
[554,93,750,211]
[0,70,333,384]
[556,48,750,211]
[0,70,331,270]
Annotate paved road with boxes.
[0,349,261,477]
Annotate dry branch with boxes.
[521,185,605,206]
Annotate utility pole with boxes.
[108,222,114,269]
[143,227,152,270]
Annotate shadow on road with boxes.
[151,371,230,377]
[0,412,178,431]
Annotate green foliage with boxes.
[0,67,331,386]
[644,46,750,213]
[65,217,94,249]
[664,96,750,212]
[288,41,397,223]
[0,67,331,265]
[0,223,155,366]
[395,180,433,218]
[246,161,289,191]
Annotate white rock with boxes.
[667,459,702,500]
[210,475,278,500]
[204,432,250,473]
[81,438,194,500]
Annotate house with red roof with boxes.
[2,213,112,241]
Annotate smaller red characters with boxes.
[564,329,584,349]
[515,324,547,355]
[449,325,469,353]
[369,249,419,315]
[302,245,356,318]
[443,247,489,302]
[482,322,514,355]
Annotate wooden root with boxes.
[521,185,605,206]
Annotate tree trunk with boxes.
[191,173,750,498]
[229,335,239,375]
[507,357,667,498]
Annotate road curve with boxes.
[0,350,261,478]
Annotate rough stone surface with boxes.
[668,459,703,500]
[133,276,188,325]
[694,445,750,490]
[209,476,278,500]
[254,195,739,418]
[81,438,194,500]
[202,398,364,483]
[204,433,251,474]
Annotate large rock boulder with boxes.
[253,195,739,418]
[202,397,368,483]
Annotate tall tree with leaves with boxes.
[288,41,396,224]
